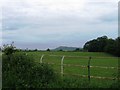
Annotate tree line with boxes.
[1,36,119,57]
[83,36,120,57]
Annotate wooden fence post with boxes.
[40,55,44,63]
[88,56,91,82]
[61,56,65,77]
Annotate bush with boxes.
[46,48,50,52]
[2,53,58,88]
[2,42,16,55]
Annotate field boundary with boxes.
[63,73,117,80]
[49,55,118,59]
[47,63,118,69]
[54,72,117,80]
[40,54,118,81]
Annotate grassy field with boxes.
[12,51,119,88]
[22,51,118,78]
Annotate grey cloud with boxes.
[2,0,118,49]
[99,11,117,23]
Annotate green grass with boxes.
[61,75,117,88]
[21,51,118,77]
[26,51,115,57]
[16,51,118,88]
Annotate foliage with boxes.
[59,49,63,51]
[104,39,116,55]
[83,36,120,57]
[2,53,58,88]
[48,76,118,88]
[74,48,80,52]
[46,48,50,51]
[2,42,16,55]
[34,49,38,51]
[115,37,120,57]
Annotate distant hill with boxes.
[52,46,81,51]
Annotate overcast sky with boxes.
[1,0,119,50]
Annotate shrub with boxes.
[2,53,58,88]
[2,42,16,55]
[46,48,50,52]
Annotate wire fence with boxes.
[39,54,118,81]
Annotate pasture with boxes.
[6,51,119,88]
[24,51,118,85]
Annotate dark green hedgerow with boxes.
[2,53,59,88]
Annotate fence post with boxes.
[61,56,65,77]
[40,55,44,63]
[88,56,91,82]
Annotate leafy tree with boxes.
[83,36,120,57]
[46,48,50,51]
[34,49,38,51]
[0,47,1,51]
[74,48,80,52]
[84,39,100,52]
[104,39,116,55]
[2,42,16,55]
[96,36,108,52]
[59,49,63,51]
[115,37,120,57]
